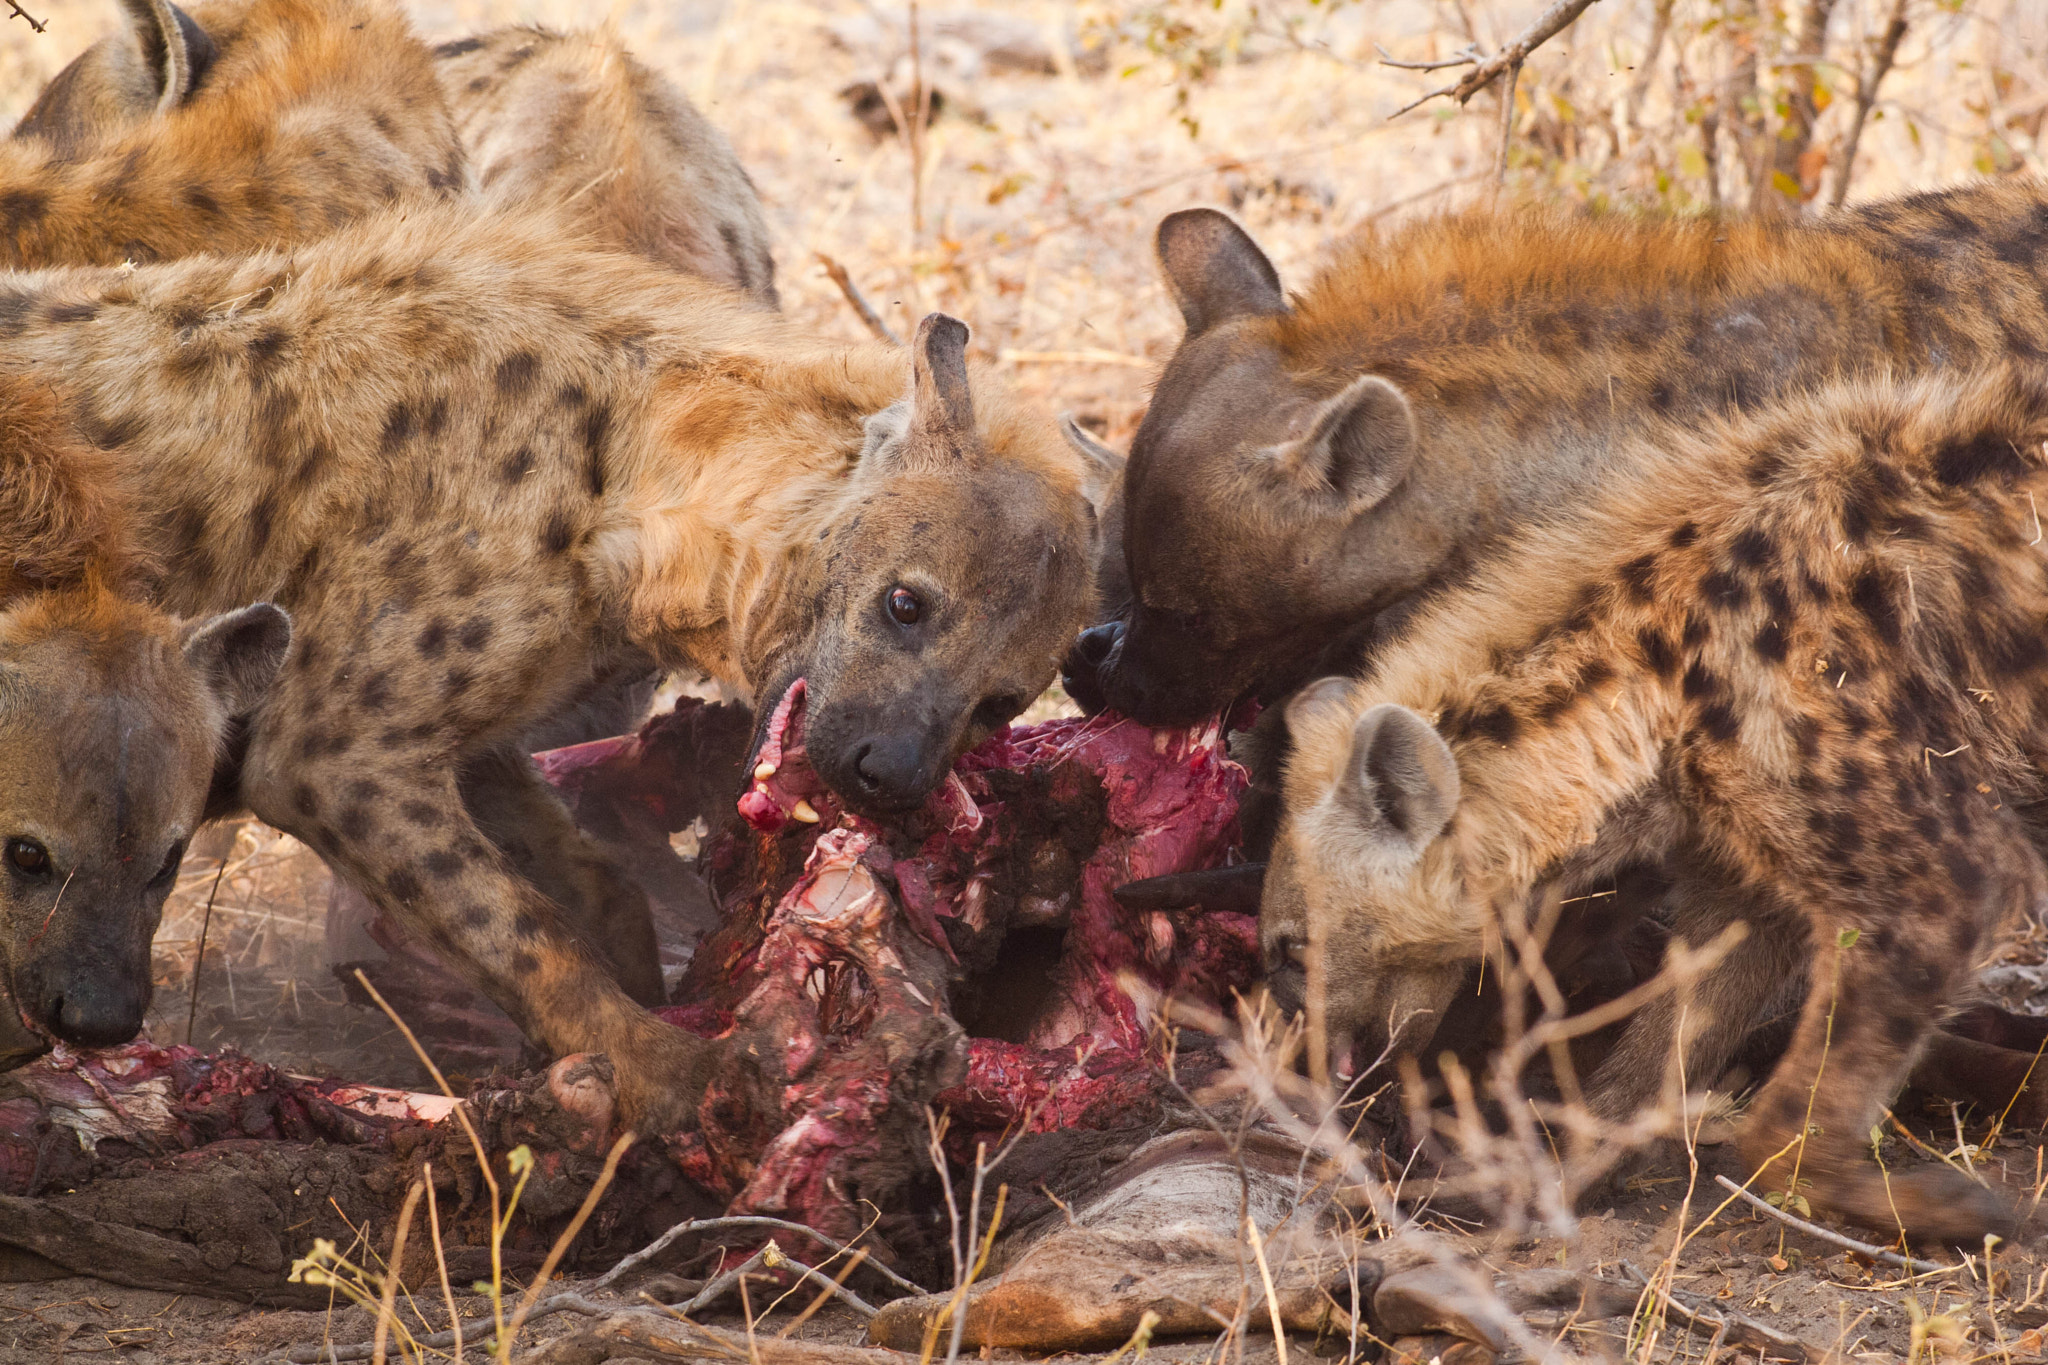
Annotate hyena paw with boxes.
[1818,1166,2005,1250]
[607,1018,718,1136]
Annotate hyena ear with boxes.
[13,0,215,146]
[1339,703,1460,864]
[1155,209,1287,336]
[1272,376,1417,514]
[906,313,975,450]
[181,603,292,719]
[1059,413,1124,513]
[119,0,216,114]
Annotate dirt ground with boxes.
[0,0,2045,1359]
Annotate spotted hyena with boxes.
[1264,364,2048,1244]
[0,200,1094,1131]
[2,0,465,267]
[433,26,777,306]
[0,374,288,1060]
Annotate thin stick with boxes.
[814,254,901,346]
[1711,1175,1928,1271]
[183,855,229,1046]
[777,1248,873,1338]
[1615,1262,1812,1361]
[1495,59,1523,185]
[1827,0,1910,208]
[372,1181,425,1365]
[1391,0,1602,117]
[5,1,45,33]
[907,0,927,244]
[767,1245,880,1319]
[592,1214,918,1296]
[503,1133,635,1350]
[424,1165,463,1365]
[1243,1217,1290,1365]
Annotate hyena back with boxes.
[1265,364,2048,1243]
[2,0,465,268]
[434,26,776,305]
[0,202,1093,1131]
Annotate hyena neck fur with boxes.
[0,0,465,269]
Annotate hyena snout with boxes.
[1060,620,1124,715]
[14,946,151,1048]
[847,729,949,812]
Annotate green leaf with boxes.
[508,1144,535,1175]
[1771,170,1803,200]
[1837,927,1861,949]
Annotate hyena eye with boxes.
[886,586,923,626]
[5,839,50,878]
[150,840,187,888]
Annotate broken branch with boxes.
[1615,1260,1815,1361]
[815,253,902,346]
[4,0,44,33]
[1390,0,1602,117]
[1709,1175,1930,1272]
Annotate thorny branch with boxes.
[1386,0,1603,118]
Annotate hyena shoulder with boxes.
[1,0,465,268]
[434,25,777,305]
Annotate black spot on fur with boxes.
[1693,701,1740,741]
[1752,621,1788,663]
[434,36,485,57]
[338,805,372,840]
[457,617,493,652]
[1943,846,1988,899]
[444,668,474,697]
[1667,522,1698,549]
[293,784,320,818]
[0,189,48,232]
[512,911,542,940]
[1636,626,1678,677]
[1617,554,1657,604]
[423,850,464,880]
[381,401,417,451]
[45,301,97,324]
[1681,663,1724,702]
[400,801,441,827]
[1468,705,1519,747]
[541,512,574,556]
[495,351,539,394]
[582,403,611,498]
[247,327,290,377]
[461,905,491,929]
[1730,527,1775,570]
[1849,567,1901,646]
[182,184,222,218]
[501,447,535,484]
[1933,432,2031,487]
[387,869,421,903]
[1700,569,1749,612]
[417,620,449,659]
[511,951,541,976]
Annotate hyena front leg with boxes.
[242,738,713,1133]
[1738,822,2036,1246]
[1587,870,1809,1122]
[457,745,666,1005]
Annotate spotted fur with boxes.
[1266,364,2048,1244]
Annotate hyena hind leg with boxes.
[458,745,667,1006]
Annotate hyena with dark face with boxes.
[1264,365,2048,1244]
[1066,180,2048,723]
[0,202,1094,1130]
[0,376,288,1061]
[2,0,466,267]
[433,26,777,306]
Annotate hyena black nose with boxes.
[851,734,934,811]
[1061,620,1124,715]
[39,976,147,1049]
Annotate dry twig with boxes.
[1614,1261,1815,1361]
[1827,0,1910,209]
[1710,1175,1929,1271]
[4,1,44,33]
[814,253,901,347]
[1388,0,1604,117]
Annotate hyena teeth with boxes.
[792,799,822,824]
[753,761,778,780]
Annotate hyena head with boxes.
[1065,209,1429,725]
[1261,678,1472,1064]
[750,315,1095,817]
[12,0,218,150]
[0,595,288,1049]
